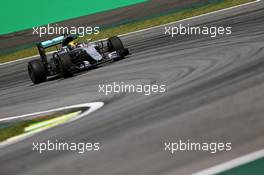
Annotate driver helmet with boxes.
[68,41,76,49]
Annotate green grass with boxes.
[0,121,35,142]
[0,110,76,142]
[1,0,147,35]
[217,158,264,175]
[0,0,255,64]
[0,117,56,142]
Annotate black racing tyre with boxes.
[58,53,73,78]
[28,60,47,84]
[107,36,124,52]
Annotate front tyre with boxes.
[107,36,124,52]
[58,53,73,78]
[28,60,47,84]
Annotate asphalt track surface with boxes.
[1,1,264,175]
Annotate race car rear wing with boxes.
[37,35,77,63]
[39,36,64,49]
[38,35,78,49]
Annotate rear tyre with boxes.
[28,60,47,84]
[58,53,73,78]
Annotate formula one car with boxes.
[28,35,129,84]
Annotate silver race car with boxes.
[28,35,129,84]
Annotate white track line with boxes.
[0,0,261,66]
[0,102,103,122]
[0,102,104,148]
[192,149,264,175]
